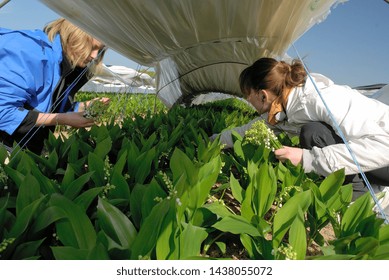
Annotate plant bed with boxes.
[0,97,388,260]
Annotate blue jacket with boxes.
[0,27,89,155]
[0,28,64,135]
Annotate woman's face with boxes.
[246,88,272,115]
[77,38,105,68]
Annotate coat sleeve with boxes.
[0,67,32,135]
[210,115,300,149]
[303,133,389,176]
[0,33,39,135]
[209,117,261,149]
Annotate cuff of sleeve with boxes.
[13,110,39,134]
[6,108,31,135]
[219,130,234,149]
[73,102,80,112]
[302,149,315,174]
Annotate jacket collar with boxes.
[267,88,293,125]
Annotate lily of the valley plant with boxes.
[244,120,282,151]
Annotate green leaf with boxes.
[326,184,353,213]
[331,232,360,253]
[156,201,178,260]
[135,147,156,184]
[170,148,197,186]
[88,152,105,186]
[213,215,261,236]
[46,149,59,173]
[275,161,288,183]
[63,171,94,200]
[94,124,111,143]
[111,150,127,176]
[87,242,110,260]
[273,190,311,248]
[352,237,379,257]
[131,199,171,259]
[16,174,42,216]
[9,195,47,238]
[12,238,45,260]
[288,207,307,260]
[252,216,272,236]
[61,164,76,192]
[68,139,82,163]
[30,206,67,234]
[319,169,345,201]
[129,183,146,228]
[341,192,374,236]
[379,225,389,245]
[230,173,244,203]
[240,233,272,260]
[0,195,10,234]
[97,230,127,256]
[167,120,184,148]
[191,207,218,227]
[108,173,130,206]
[179,223,208,259]
[373,244,389,260]
[51,246,89,260]
[215,241,227,254]
[311,254,355,260]
[187,156,221,212]
[29,163,57,194]
[50,194,96,250]
[139,132,157,153]
[125,140,140,178]
[141,180,166,221]
[240,175,255,222]
[255,162,277,217]
[73,187,104,211]
[310,182,328,222]
[203,201,234,218]
[97,197,137,249]
[94,136,112,159]
[0,145,8,163]
[3,165,25,188]
[231,130,244,161]
[26,149,58,175]
[240,234,260,259]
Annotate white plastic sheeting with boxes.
[80,65,156,94]
[39,0,343,107]
[371,84,389,105]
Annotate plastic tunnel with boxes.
[39,0,342,107]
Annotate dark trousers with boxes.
[299,122,389,191]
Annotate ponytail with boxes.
[239,58,307,98]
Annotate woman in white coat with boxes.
[237,57,389,187]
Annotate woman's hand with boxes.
[59,112,95,128]
[78,97,110,112]
[274,146,303,166]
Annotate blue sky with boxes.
[1,0,388,87]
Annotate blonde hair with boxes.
[44,18,105,74]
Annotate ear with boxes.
[260,89,268,101]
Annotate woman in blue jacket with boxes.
[0,18,108,153]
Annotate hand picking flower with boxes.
[244,120,282,151]
[83,98,109,122]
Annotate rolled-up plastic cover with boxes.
[39,0,341,107]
